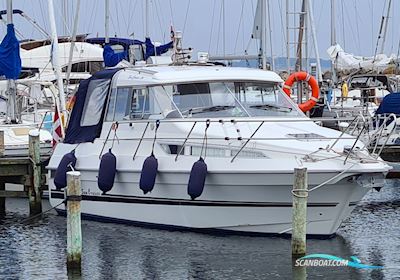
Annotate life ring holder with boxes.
[283,71,320,112]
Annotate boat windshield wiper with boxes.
[249,104,293,112]
[182,105,235,115]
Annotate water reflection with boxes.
[0,180,398,279]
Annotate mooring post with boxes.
[0,179,5,214]
[28,130,42,215]
[292,168,308,257]
[67,171,82,270]
[0,130,4,157]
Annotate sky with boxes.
[0,0,399,60]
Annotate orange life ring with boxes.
[283,71,320,112]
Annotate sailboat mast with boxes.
[307,0,322,82]
[145,0,149,38]
[260,0,267,70]
[223,0,226,61]
[105,0,109,43]
[48,0,66,131]
[285,0,290,72]
[331,0,337,84]
[380,0,392,54]
[65,0,81,88]
[330,0,336,46]
[294,0,306,72]
[6,0,16,123]
[266,0,274,70]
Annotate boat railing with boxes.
[367,113,397,158]
[99,116,377,163]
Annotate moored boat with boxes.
[48,64,391,236]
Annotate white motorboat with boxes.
[48,64,390,236]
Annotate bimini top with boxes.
[115,65,284,87]
[376,93,400,115]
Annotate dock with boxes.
[0,131,49,215]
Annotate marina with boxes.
[0,0,399,279]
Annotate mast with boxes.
[380,0,392,54]
[294,0,306,72]
[145,0,149,38]
[330,0,336,46]
[6,0,16,123]
[65,0,81,89]
[48,0,66,136]
[285,0,290,72]
[105,0,109,43]
[331,0,337,84]
[260,0,267,70]
[266,0,274,70]
[223,0,226,62]
[307,0,322,82]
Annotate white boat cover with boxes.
[327,44,397,72]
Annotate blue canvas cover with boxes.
[144,37,173,60]
[103,44,128,67]
[86,37,173,64]
[64,68,120,144]
[0,24,21,79]
[376,93,400,115]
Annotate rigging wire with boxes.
[154,0,166,42]
[117,0,130,36]
[38,0,49,38]
[249,0,258,56]
[55,1,72,36]
[182,0,191,36]
[87,0,98,36]
[233,0,245,54]
[127,0,136,37]
[215,0,224,55]
[168,0,175,27]
[277,0,286,57]
[208,0,217,53]
[354,0,361,54]
[341,0,346,49]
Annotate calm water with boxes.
[1,181,400,279]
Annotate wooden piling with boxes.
[66,171,82,270]
[291,168,308,257]
[0,130,4,157]
[0,179,4,214]
[28,130,42,215]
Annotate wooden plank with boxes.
[0,190,28,198]
[0,164,29,177]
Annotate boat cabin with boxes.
[64,66,304,144]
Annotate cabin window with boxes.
[81,79,110,126]
[106,87,151,121]
[62,61,103,74]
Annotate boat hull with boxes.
[48,169,369,236]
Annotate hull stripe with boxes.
[50,190,339,207]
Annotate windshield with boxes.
[106,81,304,122]
[151,81,303,118]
